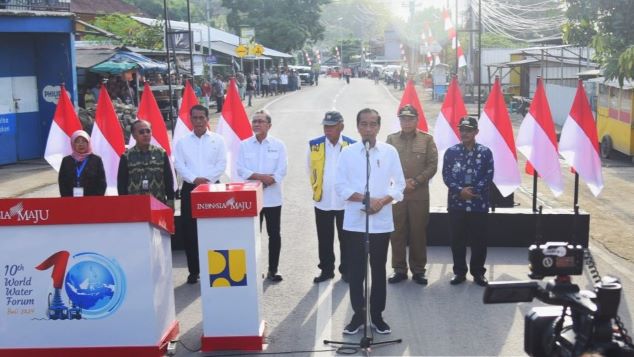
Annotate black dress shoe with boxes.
[266,271,283,282]
[473,275,489,286]
[186,274,199,284]
[450,275,466,285]
[313,272,335,283]
[388,272,408,284]
[412,273,428,285]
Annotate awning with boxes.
[109,51,168,73]
[198,41,271,60]
[90,60,139,75]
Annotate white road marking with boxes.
[331,85,347,110]
[313,280,335,355]
[262,91,299,111]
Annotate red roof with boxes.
[71,0,145,16]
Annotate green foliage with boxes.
[222,0,329,53]
[481,33,527,48]
[87,14,164,50]
[121,0,228,28]
[563,0,634,85]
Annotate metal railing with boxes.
[0,0,71,12]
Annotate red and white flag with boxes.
[173,80,199,148]
[398,80,428,132]
[433,76,467,170]
[559,80,604,196]
[44,85,82,171]
[133,83,172,155]
[443,9,466,68]
[91,84,125,194]
[477,78,520,196]
[517,78,563,196]
[215,79,252,180]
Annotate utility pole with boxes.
[409,0,417,76]
[206,0,213,83]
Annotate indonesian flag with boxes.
[443,8,466,68]
[131,83,172,155]
[216,79,252,180]
[477,78,520,196]
[434,76,467,171]
[91,84,125,194]
[398,80,428,132]
[517,78,564,196]
[559,80,604,196]
[44,85,82,171]
[173,80,199,148]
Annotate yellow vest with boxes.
[309,135,355,201]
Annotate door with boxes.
[10,39,40,160]
[0,76,17,165]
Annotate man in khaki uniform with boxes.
[386,105,438,285]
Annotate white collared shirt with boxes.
[335,141,405,233]
[236,134,288,207]
[174,130,227,184]
[306,137,346,211]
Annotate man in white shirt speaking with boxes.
[307,111,356,284]
[174,104,227,284]
[237,110,288,282]
[335,108,405,335]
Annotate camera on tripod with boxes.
[483,242,633,357]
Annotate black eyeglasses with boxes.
[251,119,269,124]
[137,129,151,134]
[459,127,476,133]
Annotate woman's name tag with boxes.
[73,187,84,197]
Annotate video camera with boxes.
[483,242,634,357]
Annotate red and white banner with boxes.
[398,80,428,132]
[91,84,125,194]
[517,78,563,196]
[173,80,199,149]
[433,77,466,170]
[133,83,172,156]
[559,80,604,196]
[477,78,520,197]
[216,79,252,180]
[44,85,82,172]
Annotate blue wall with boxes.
[0,15,76,165]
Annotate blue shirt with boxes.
[442,143,494,212]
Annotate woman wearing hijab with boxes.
[58,130,107,197]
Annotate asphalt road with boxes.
[17,76,634,356]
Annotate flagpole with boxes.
[573,172,579,211]
[532,170,538,213]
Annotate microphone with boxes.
[363,139,370,152]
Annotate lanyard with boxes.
[75,158,89,186]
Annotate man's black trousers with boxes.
[260,206,282,274]
[180,182,199,276]
[345,230,389,320]
[314,207,347,275]
[448,210,488,277]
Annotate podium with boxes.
[0,196,178,357]
[191,182,264,351]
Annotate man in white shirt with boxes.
[174,104,227,284]
[335,108,405,335]
[307,111,356,283]
[279,71,288,94]
[237,110,288,282]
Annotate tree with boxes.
[222,0,329,53]
[563,0,634,85]
[87,14,164,50]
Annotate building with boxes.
[0,2,77,165]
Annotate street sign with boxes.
[206,55,217,64]
[254,44,265,56]
[235,44,248,58]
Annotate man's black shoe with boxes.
[343,315,363,335]
[450,275,466,285]
[371,317,392,334]
[313,272,335,283]
[186,274,199,284]
[387,272,408,284]
[412,273,428,285]
[266,271,283,282]
[473,275,489,286]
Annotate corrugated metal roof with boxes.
[72,0,144,15]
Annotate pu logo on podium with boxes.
[208,249,247,287]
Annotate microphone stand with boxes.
[324,140,402,354]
